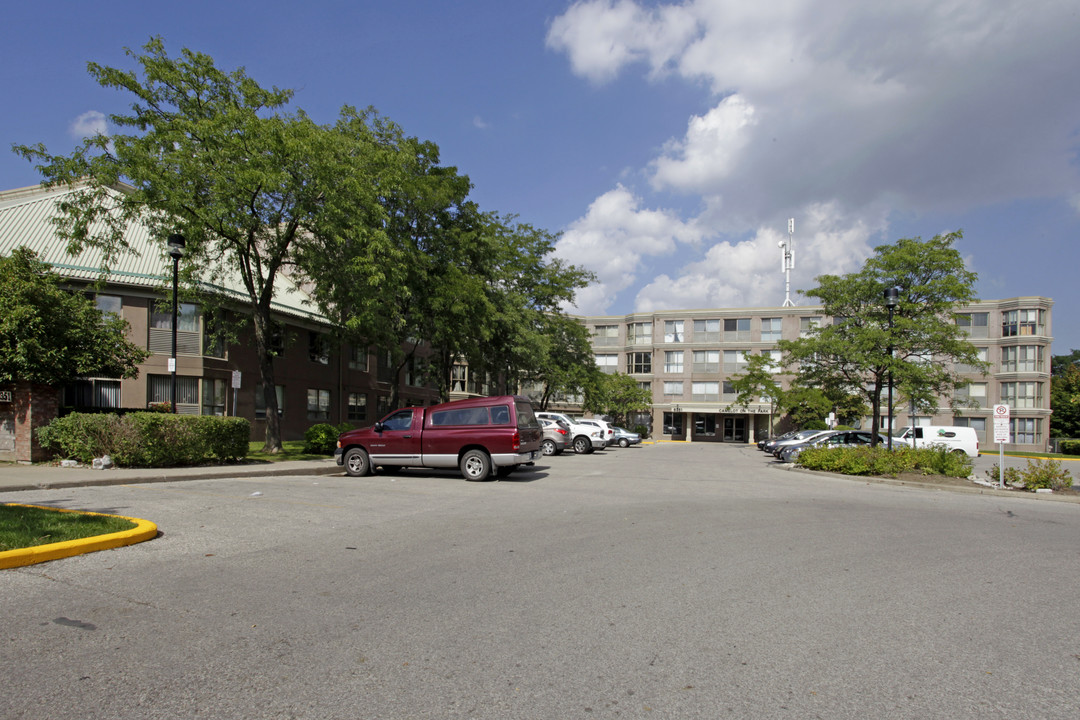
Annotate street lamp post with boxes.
[884,286,900,450]
[167,234,186,414]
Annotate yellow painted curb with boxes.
[0,504,158,570]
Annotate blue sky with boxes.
[4,1,1079,351]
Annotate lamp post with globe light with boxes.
[884,286,901,449]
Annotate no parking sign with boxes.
[993,404,1010,444]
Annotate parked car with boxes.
[766,429,830,456]
[535,411,606,453]
[575,417,615,446]
[759,430,798,451]
[778,430,887,463]
[610,427,641,448]
[335,395,542,481]
[540,417,569,456]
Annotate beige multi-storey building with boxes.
[579,298,1053,451]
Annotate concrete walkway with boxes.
[0,457,342,494]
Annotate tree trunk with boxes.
[252,308,282,453]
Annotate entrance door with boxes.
[723,417,747,442]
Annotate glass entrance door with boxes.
[723,417,747,442]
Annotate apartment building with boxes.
[581,298,1054,451]
[0,184,439,457]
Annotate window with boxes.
[593,324,619,346]
[348,345,367,371]
[664,320,684,343]
[309,332,329,364]
[664,351,684,373]
[955,382,987,408]
[431,405,506,426]
[722,380,737,399]
[1001,345,1042,373]
[595,354,618,374]
[637,381,651,393]
[724,318,750,341]
[799,317,822,337]
[203,322,225,358]
[693,319,720,342]
[307,388,331,420]
[1000,382,1041,409]
[405,357,425,387]
[692,350,719,373]
[63,379,121,409]
[761,317,782,342]
[956,312,989,338]
[694,415,717,436]
[954,417,986,434]
[377,350,394,383]
[956,346,988,373]
[255,385,285,419]
[149,302,201,355]
[149,374,200,413]
[627,352,652,374]
[377,395,393,417]
[451,364,470,393]
[95,294,122,317]
[1002,309,1044,337]
[347,392,368,422]
[381,409,415,431]
[692,381,719,401]
[627,322,652,346]
[202,377,227,416]
[1010,417,1039,444]
[268,324,286,357]
[663,412,684,435]
[723,350,748,373]
[762,349,782,372]
[664,381,684,397]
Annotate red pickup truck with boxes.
[334,395,543,481]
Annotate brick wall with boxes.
[11,383,59,463]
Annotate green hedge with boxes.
[37,412,250,467]
[304,422,355,454]
[1059,440,1080,456]
[796,445,973,478]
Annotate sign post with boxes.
[993,404,1010,487]
[231,371,242,417]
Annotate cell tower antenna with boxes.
[780,218,796,306]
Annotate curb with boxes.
[0,504,159,569]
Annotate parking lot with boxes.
[3,443,1079,719]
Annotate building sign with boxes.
[0,390,12,403]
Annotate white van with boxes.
[896,426,979,457]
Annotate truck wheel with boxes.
[460,449,492,481]
[573,436,593,454]
[541,439,557,456]
[343,447,371,477]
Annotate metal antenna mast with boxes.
[779,218,795,306]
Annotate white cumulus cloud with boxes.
[69,110,107,139]
[547,0,1080,314]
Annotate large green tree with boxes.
[779,232,985,444]
[727,352,785,436]
[582,372,652,428]
[524,314,597,410]
[1050,350,1080,438]
[14,38,411,451]
[0,247,149,385]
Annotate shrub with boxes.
[633,424,649,439]
[1058,440,1080,456]
[304,423,340,454]
[1017,458,1073,492]
[37,412,249,467]
[796,445,969,478]
[985,464,1023,487]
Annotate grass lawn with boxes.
[0,504,136,552]
[245,440,330,463]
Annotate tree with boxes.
[582,373,652,428]
[779,232,985,445]
[524,314,597,410]
[727,352,785,437]
[14,38,410,452]
[1050,350,1080,438]
[0,247,149,385]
